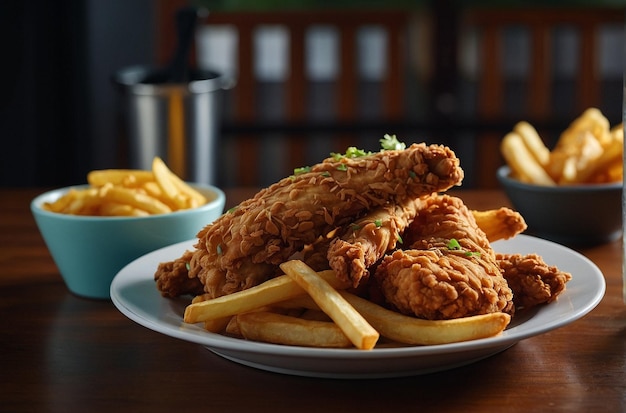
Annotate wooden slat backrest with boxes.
[203,11,409,186]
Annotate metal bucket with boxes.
[113,66,230,185]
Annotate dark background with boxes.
[1,0,155,187]
[1,1,623,188]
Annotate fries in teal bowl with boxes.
[31,162,225,299]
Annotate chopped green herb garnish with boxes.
[329,134,405,164]
[351,224,362,231]
[217,244,223,255]
[409,170,417,179]
[227,206,238,214]
[397,234,403,244]
[465,251,482,257]
[380,134,406,151]
[337,164,348,171]
[374,219,383,228]
[294,166,311,175]
[447,238,461,250]
[185,262,191,271]
[331,147,372,160]
[321,171,331,177]
[447,238,480,257]
[345,147,372,158]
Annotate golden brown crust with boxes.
[327,197,426,288]
[154,250,204,298]
[155,143,464,298]
[374,195,515,320]
[496,252,572,309]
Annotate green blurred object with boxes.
[193,0,626,11]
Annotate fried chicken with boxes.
[496,252,572,309]
[326,200,527,290]
[327,196,426,288]
[153,250,205,297]
[155,143,464,298]
[374,195,515,320]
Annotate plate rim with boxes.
[111,234,606,367]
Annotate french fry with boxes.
[66,187,101,215]
[276,291,511,345]
[574,128,623,183]
[43,189,78,213]
[557,107,611,149]
[471,208,527,242]
[100,185,172,215]
[152,157,207,209]
[513,121,550,166]
[152,157,188,209]
[280,260,379,350]
[555,130,604,184]
[44,158,208,216]
[339,292,511,345]
[65,195,88,215]
[141,181,165,198]
[590,157,623,183]
[203,316,233,333]
[225,316,242,337]
[501,108,622,185]
[183,270,350,324]
[87,169,154,187]
[237,311,353,348]
[500,132,556,186]
[545,151,567,182]
[140,181,182,210]
[99,202,149,217]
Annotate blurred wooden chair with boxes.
[206,11,410,187]
[459,7,623,187]
[157,1,412,187]
[155,2,622,189]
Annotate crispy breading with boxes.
[154,250,204,298]
[496,252,572,309]
[327,197,425,288]
[374,195,515,320]
[155,143,464,298]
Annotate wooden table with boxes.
[2,188,625,412]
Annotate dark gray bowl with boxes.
[496,166,623,246]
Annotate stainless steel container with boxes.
[113,66,230,185]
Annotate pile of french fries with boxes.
[184,260,511,350]
[500,108,623,185]
[43,157,207,216]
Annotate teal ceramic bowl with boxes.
[497,166,622,246]
[31,183,225,299]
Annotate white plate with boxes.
[111,234,605,379]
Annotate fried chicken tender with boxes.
[153,249,205,297]
[374,195,515,320]
[496,252,572,309]
[327,197,426,288]
[155,143,464,298]
[326,199,526,289]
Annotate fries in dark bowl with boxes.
[497,165,621,246]
[498,108,623,246]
